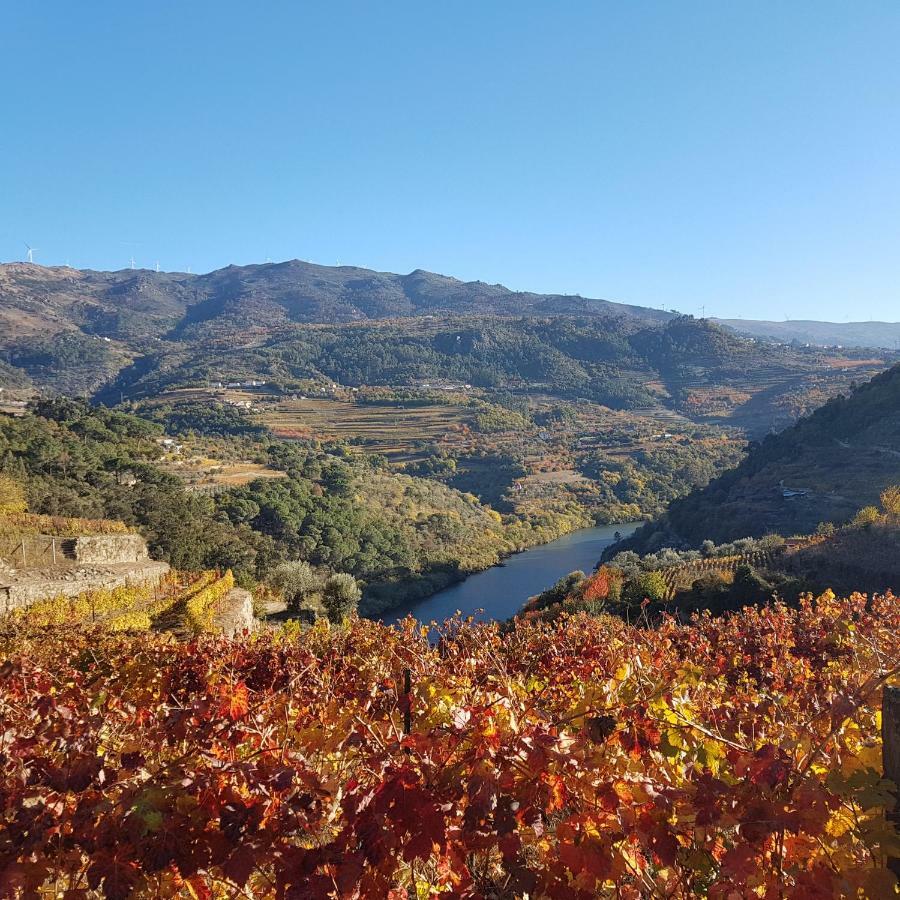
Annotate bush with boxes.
[853,506,883,527]
[731,564,774,601]
[530,571,586,612]
[321,573,361,623]
[880,485,900,520]
[622,570,668,605]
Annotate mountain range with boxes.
[0,259,671,345]
[0,261,895,438]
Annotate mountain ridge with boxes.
[0,259,673,341]
[715,317,900,350]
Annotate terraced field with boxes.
[259,399,473,458]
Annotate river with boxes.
[384,522,641,625]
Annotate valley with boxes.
[3,265,900,897]
[1,261,897,619]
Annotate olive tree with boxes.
[270,560,320,613]
[321,573,361,623]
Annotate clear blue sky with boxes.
[3,1,899,321]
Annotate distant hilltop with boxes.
[715,317,900,351]
[0,258,673,338]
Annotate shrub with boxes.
[880,484,900,520]
[321,573,361,623]
[731,564,774,601]
[622,570,668,605]
[530,571,585,612]
[853,506,883,527]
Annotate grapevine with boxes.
[0,591,897,897]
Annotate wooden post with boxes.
[51,538,56,566]
[403,668,412,736]
[885,686,900,879]
[20,540,26,568]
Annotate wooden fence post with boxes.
[20,540,26,568]
[885,686,900,878]
[403,668,412,736]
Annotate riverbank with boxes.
[358,506,598,616]
[376,522,642,624]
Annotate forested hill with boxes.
[615,362,900,553]
[1,262,892,427]
[0,259,670,343]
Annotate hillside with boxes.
[616,362,900,553]
[0,400,526,611]
[0,259,668,348]
[1,263,891,431]
[717,316,900,350]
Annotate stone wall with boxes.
[212,588,256,638]
[71,535,149,565]
[0,533,151,570]
[0,561,170,615]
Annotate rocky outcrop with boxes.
[212,588,256,638]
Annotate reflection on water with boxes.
[383,522,641,625]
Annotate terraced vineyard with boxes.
[2,569,236,636]
[658,549,782,601]
[259,397,472,458]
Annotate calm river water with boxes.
[384,522,641,625]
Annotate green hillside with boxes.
[616,362,900,553]
[1,263,891,440]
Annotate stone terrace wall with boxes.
[0,533,150,569]
[0,561,170,615]
[71,535,149,565]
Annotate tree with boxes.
[0,475,27,515]
[622,570,668,606]
[271,561,320,613]
[321,573,361,623]
[880,485,900,521]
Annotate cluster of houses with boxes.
[418,381,473,391]
[212,379,268,390]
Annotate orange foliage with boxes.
[1,592,898,897]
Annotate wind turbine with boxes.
[24,242,38,264]
[129,256,136,270]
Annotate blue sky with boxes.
[2,1,899,321]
